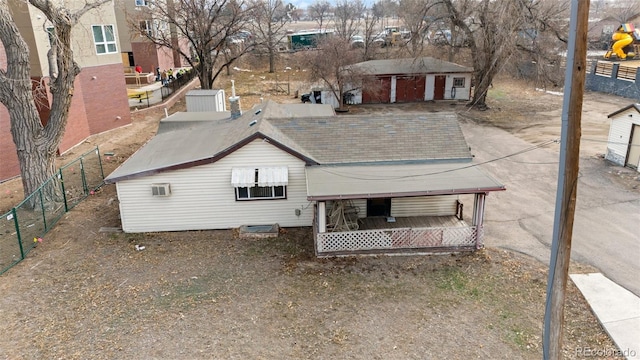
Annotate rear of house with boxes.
[111,136,314,232]
[106,101,505,256]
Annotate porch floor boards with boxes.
[358,215,467,230]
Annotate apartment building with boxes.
[0,0,132,182]
[114,0,188,74]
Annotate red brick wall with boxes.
[1,63,132,181]
[0,106,20,182]
[131,42,161,75]
[77,63,131,136]
[59,75,91,152]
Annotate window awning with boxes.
[231,168,256,187]
[231,167,288,187]
[258,167,288,187]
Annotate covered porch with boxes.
[306,163,505,257]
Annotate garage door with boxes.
[362,76,391,103]
[396,76,426,103]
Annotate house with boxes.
[105,100,505,256]
[0,0,131,182]
[606,104,640,171]
[343,57,473,104]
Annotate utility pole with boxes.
[543,1,590,359]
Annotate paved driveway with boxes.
[460,120,640,296]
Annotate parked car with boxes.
[350,35,365,48]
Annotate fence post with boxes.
[60,169,69,212]
[12,208,24,260]
[39,187,48,231]
[96,146,105,182]
[80,157,88,195]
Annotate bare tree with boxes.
[300,36,361,110]
[308,0,332,30]
[603,0,640,24]
[128,0,252,90]
[441,0,566,109]
[397,0,442,56]
[0,0,111,198]
[361,7,382,61]
[248,0,290,73]
[333,0,365,41]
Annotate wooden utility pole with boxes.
[543,1,590,359]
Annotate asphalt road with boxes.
[460,120,640,296]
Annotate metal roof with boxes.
[185,89,224,96]
[344,57,473,76]
[157,111,231,134]
[305,163,505,200]
[105,101,473,183]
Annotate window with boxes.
[46,27,55,46]
[92,25,117,54]
[151,183,171,197]
[135,0,149,6]
[453,77,465,88]
[140,20,153,37]
[232,167,288,201]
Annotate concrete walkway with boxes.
[570,273,640,359]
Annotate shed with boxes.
[186,89,227,112]
[606,103,640,171]
[343,57,473,104]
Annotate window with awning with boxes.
[231,167,288,200]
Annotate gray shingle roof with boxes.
[268,113,471,164]
[105,100,472,183]
[344,57,473,76]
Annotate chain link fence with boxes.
[0,147,104,275]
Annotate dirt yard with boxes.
[0,70,631,359]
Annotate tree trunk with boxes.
[0,0,89,199]
[269,48,275,73]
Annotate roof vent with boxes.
[249,119,257,127]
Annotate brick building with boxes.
[0,0,131,182]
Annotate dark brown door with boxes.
[434,75,446,100]
[396,76,426,102]
[362,76,391,103]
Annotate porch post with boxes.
[472,193,487,248]
[318,201,326,233]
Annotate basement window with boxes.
[453,77,465,88]
[151,183,171,197]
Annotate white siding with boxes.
[446,74,472,100]
[391,196,458,217]
[116,139,313,232]
[390,76,397,103]
[425,76,435,101]
[352,199,367,218]
[606,109,640,165]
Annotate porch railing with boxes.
[316,225,480,255]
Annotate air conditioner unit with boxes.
[151,183,171,197]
